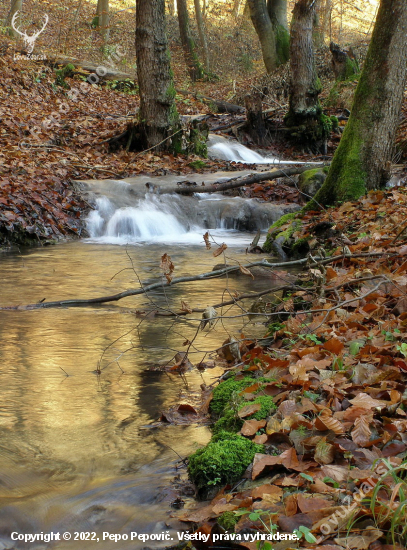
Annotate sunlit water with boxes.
[0,240,280,549]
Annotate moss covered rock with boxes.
[298,166,330,201]
[188,431,263,490]
[263,213,303,258]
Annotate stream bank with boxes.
[175,186,407,550]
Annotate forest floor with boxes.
[160,187,407,550]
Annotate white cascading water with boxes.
[85,135,306,244]
[87,195,195,244]
[207,135,277,164]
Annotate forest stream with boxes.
[0,140,296,549]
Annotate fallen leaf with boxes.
[239,263,254,279]
[213,243,227,257]
[334,527,382,549]
[351,415,371,447]
[297,493,332,513]
[349,393,387,410]
[203,231,211,249]
[323,338,344,355]
[251,484,283,503]
[240,419,266,436]
[238,403,261,419]
[314,437,335,464]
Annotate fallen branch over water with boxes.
[0,252,395,311]
[154,164,329,195]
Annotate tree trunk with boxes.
[268,0,289,64]
[177,0,204,81]
[98,0,109,42]
[247,0,277,73]
[245,93,268,146]
[135,0,180,150]
[329,41,359,81]
[311,0,407,205]
[202,0,207,18]
[6,0,23,38]
[285,0,328,150]
[319,0,332,42]
[194,0,210,72]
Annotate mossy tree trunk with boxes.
[177,0,204,81]
[194,0,210,72]
[267,0,290,64]
[6,0,23,38]
[311,0,407,206]
[285,0,329,150]
[135,0,180,150]
[247,0,289,73]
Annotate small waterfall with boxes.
[208,135,276,164]
[82,136,312,245]
[87,195,192,244]
[86,192,298,245]
[207,134,321,165]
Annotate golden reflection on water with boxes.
[0,241,277,545]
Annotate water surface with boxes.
[0,239,277,548]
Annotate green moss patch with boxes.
[188,431,263,490]
[218,511,238,530]
[239,395,276,421]
[210,376,256,416]
[213,408,243,435]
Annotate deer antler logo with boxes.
[11,12,49,54]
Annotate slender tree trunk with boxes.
[6,0,23,38]
[98,0,109,42]
[177,0,204,81]
[247,0,277,73]
[73,0,83,28]
[135,0,179,150]
[202,0,207,18]
[320,0,332,42]
[285,0,327,149]
[312,0,407,205]
[194,0,210,72]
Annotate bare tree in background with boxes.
[177,0,204,80]
[98,0,109,42]
[194,0,210,72]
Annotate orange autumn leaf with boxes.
[213,243,227,257]
[323,338,344,355]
